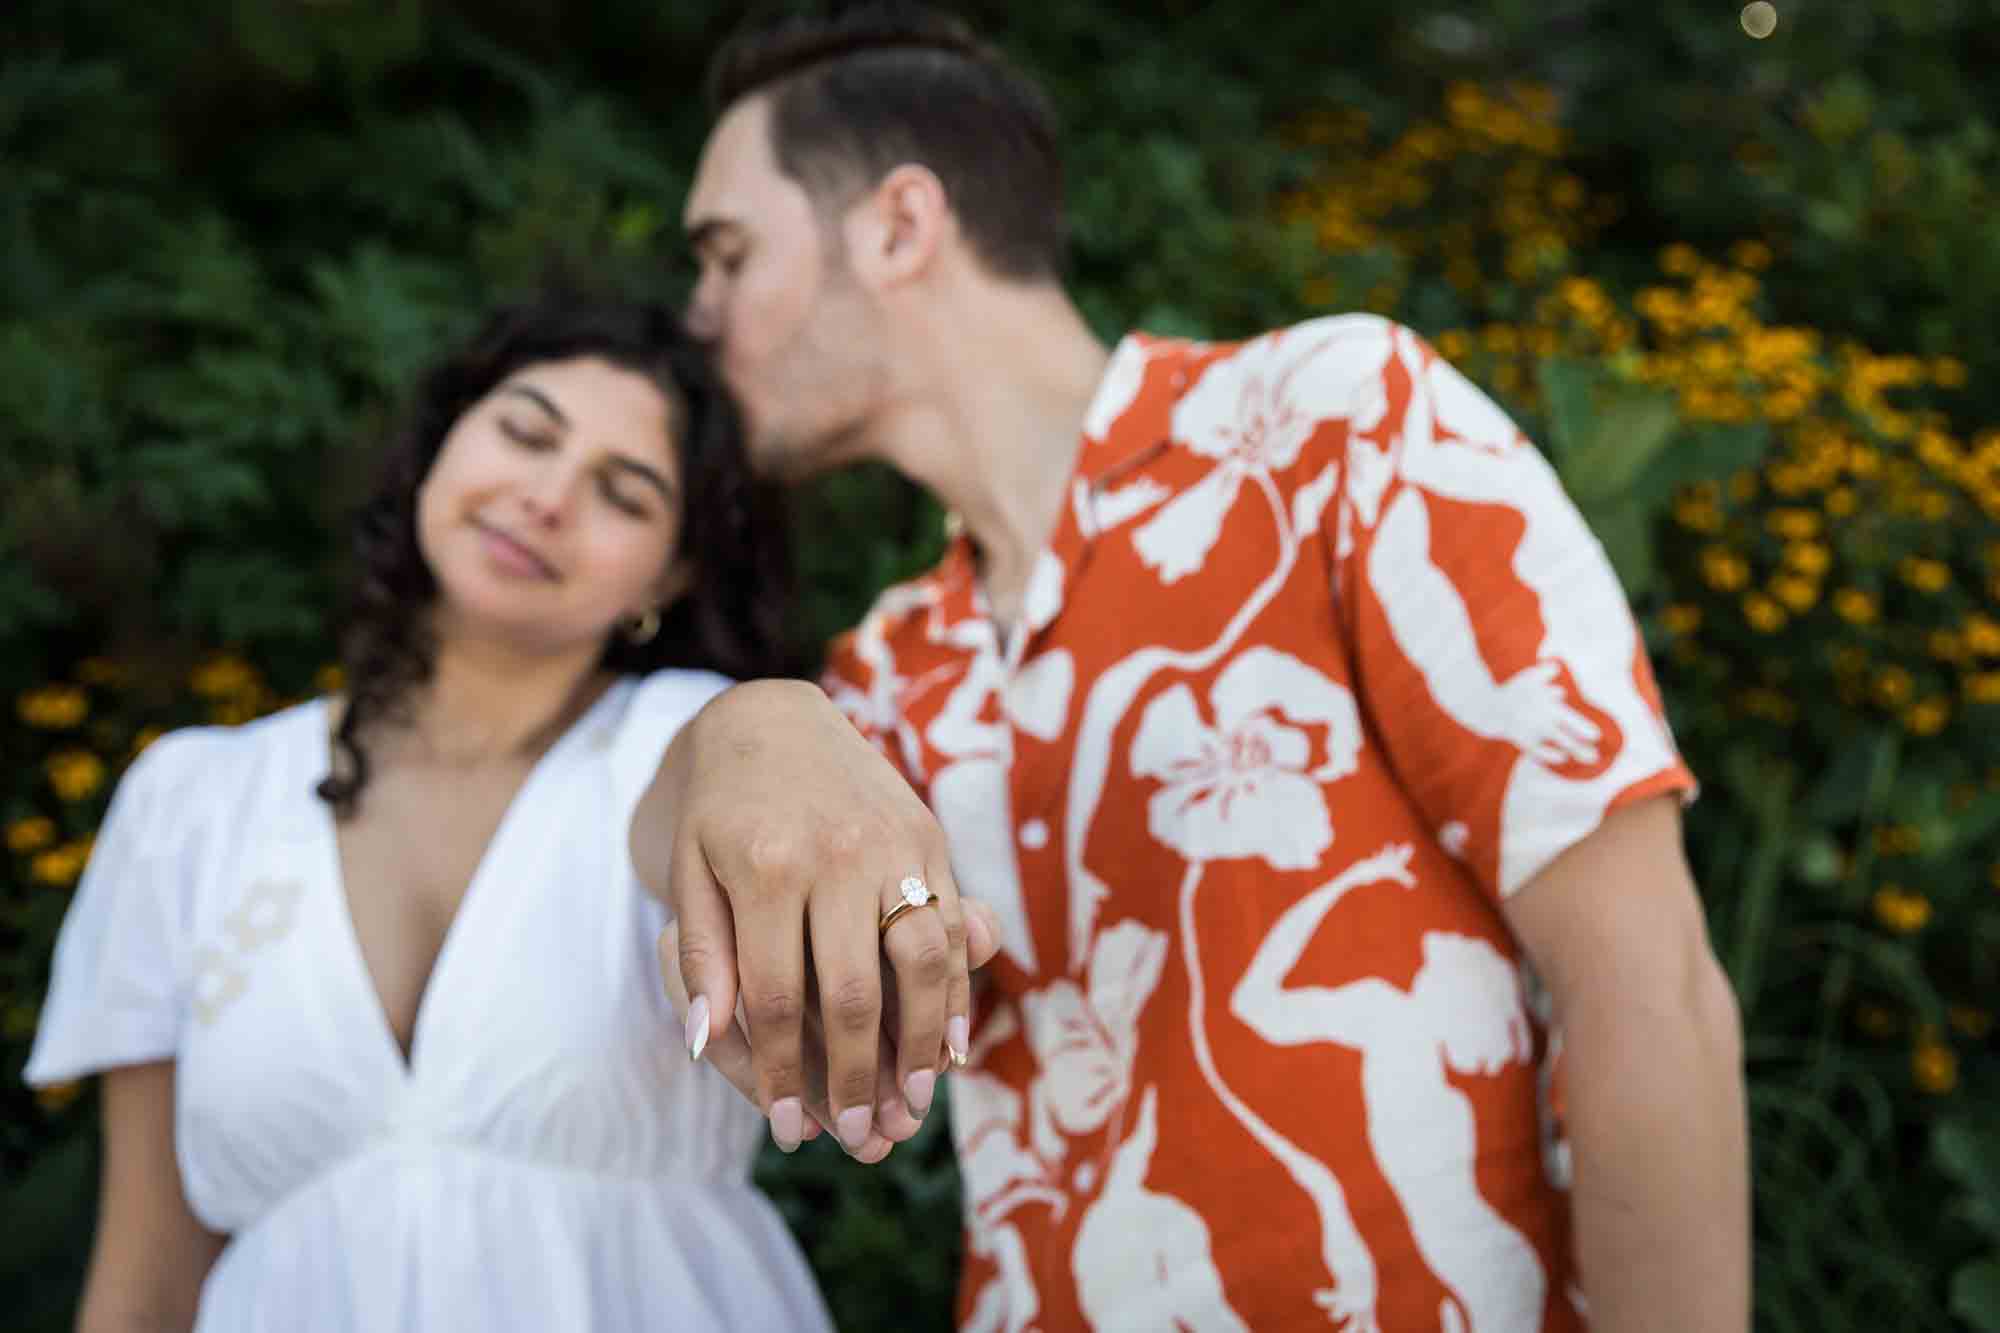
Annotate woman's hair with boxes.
[316,294,797,817]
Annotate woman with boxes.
[26,296,842,1331]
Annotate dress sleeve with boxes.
[1328,322,1696,904]
[23,733,210,1085]
[608,669,735,898]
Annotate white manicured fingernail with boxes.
[770,1097,803,1153]
[946,1014,970,1065]
[685,995,710,1062]
[905,1069,936,1117]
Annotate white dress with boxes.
[24,671,835,1333]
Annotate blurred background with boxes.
[2,1,1996,1328]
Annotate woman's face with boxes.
[416,355,688,655]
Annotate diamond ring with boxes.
[878,875,938,939]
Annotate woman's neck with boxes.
[394,630,612,768]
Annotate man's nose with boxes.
[685,280,723,343]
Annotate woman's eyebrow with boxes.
[499,383,569,426]
[606,455,678,504]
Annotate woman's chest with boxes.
[172,766,683,1226]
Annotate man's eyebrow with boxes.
[499,383,569,427]
[684,217,740,252]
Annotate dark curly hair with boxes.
[317,295,798,817]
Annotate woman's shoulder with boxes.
[621,667,735,721]
[120,700,329,805]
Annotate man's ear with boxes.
[845,163,952,290]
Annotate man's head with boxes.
[684,4,1066,479]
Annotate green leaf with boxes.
[1936,1120,2000,1239]
[1537,358,1682,509]
[1952,1260,2000,1332]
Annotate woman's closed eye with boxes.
[499,418,556,451]
[597,469,650,518]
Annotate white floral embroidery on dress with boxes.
[223,877,304,952]
[192,943,249,1026]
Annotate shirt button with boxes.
[1019,818,1050,850]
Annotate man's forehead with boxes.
[684,101,772,228]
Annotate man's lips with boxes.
[473,520,559,580]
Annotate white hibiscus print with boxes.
[1135,318,1395,584]
[1022,920,1168,1161]
[1130,647,1363,870]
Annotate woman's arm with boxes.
[75,1062,225,1333]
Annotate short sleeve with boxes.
[607,668,735,837]
[24,733,210,1086]
[1330,323,1696,903]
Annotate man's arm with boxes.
[1501,794,1750,1332]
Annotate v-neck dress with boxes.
[24,671,834,1333]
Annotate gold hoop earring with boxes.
[625,607,661,645]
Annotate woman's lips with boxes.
[474,522,559,580]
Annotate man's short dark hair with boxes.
[707,4,1066,282]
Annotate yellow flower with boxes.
[1962,672,2000,705]
[1874,825,1923,856]
[1916,491,1953,522]
[1765,508,1822,540]
[1912,1038,1957,1095]
[1660,604,1703,636]
[1832,588,1878,625]
[6,816,57,854]
[1871,885,1932,934]
[17,685,88,729]
[1736,687,1798,724]
[1930,630,1967,662]
[1701,546,1751,592]
[1965,616,2000,657]
[31,839,91,887]
[1903,698,1950,737]
[1931,356,1969,388]
[1742,593,1786,633]
[1825,487,1859,517]
[1949,1006,1995,1040]
[1436,331,1471,362]
[44,749,106,803]
[1481,324,1521,356]
[1659,243,1701,277]
[1729,239,1774,271]
[1854,1003,1899,1039]
[1771,575,1819,613]
[1673,494,1723,534]
[1871,666,1914,707]
[1784,542,1832,577]
[131,726,163,757]
[35,1080,83,1114]
[1899,557,1951,593]
[189,654,258,700]
[74,658,132,687]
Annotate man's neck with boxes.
[866,282,1112,624]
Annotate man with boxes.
[633,5,1749,1328]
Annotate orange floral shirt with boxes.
[823,316,1696,1331]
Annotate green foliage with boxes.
[4,3,1997,1331]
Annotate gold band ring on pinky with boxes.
[878,875,938,938]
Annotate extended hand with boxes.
[633,679,971,1157]
[656,902,1001,1160]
